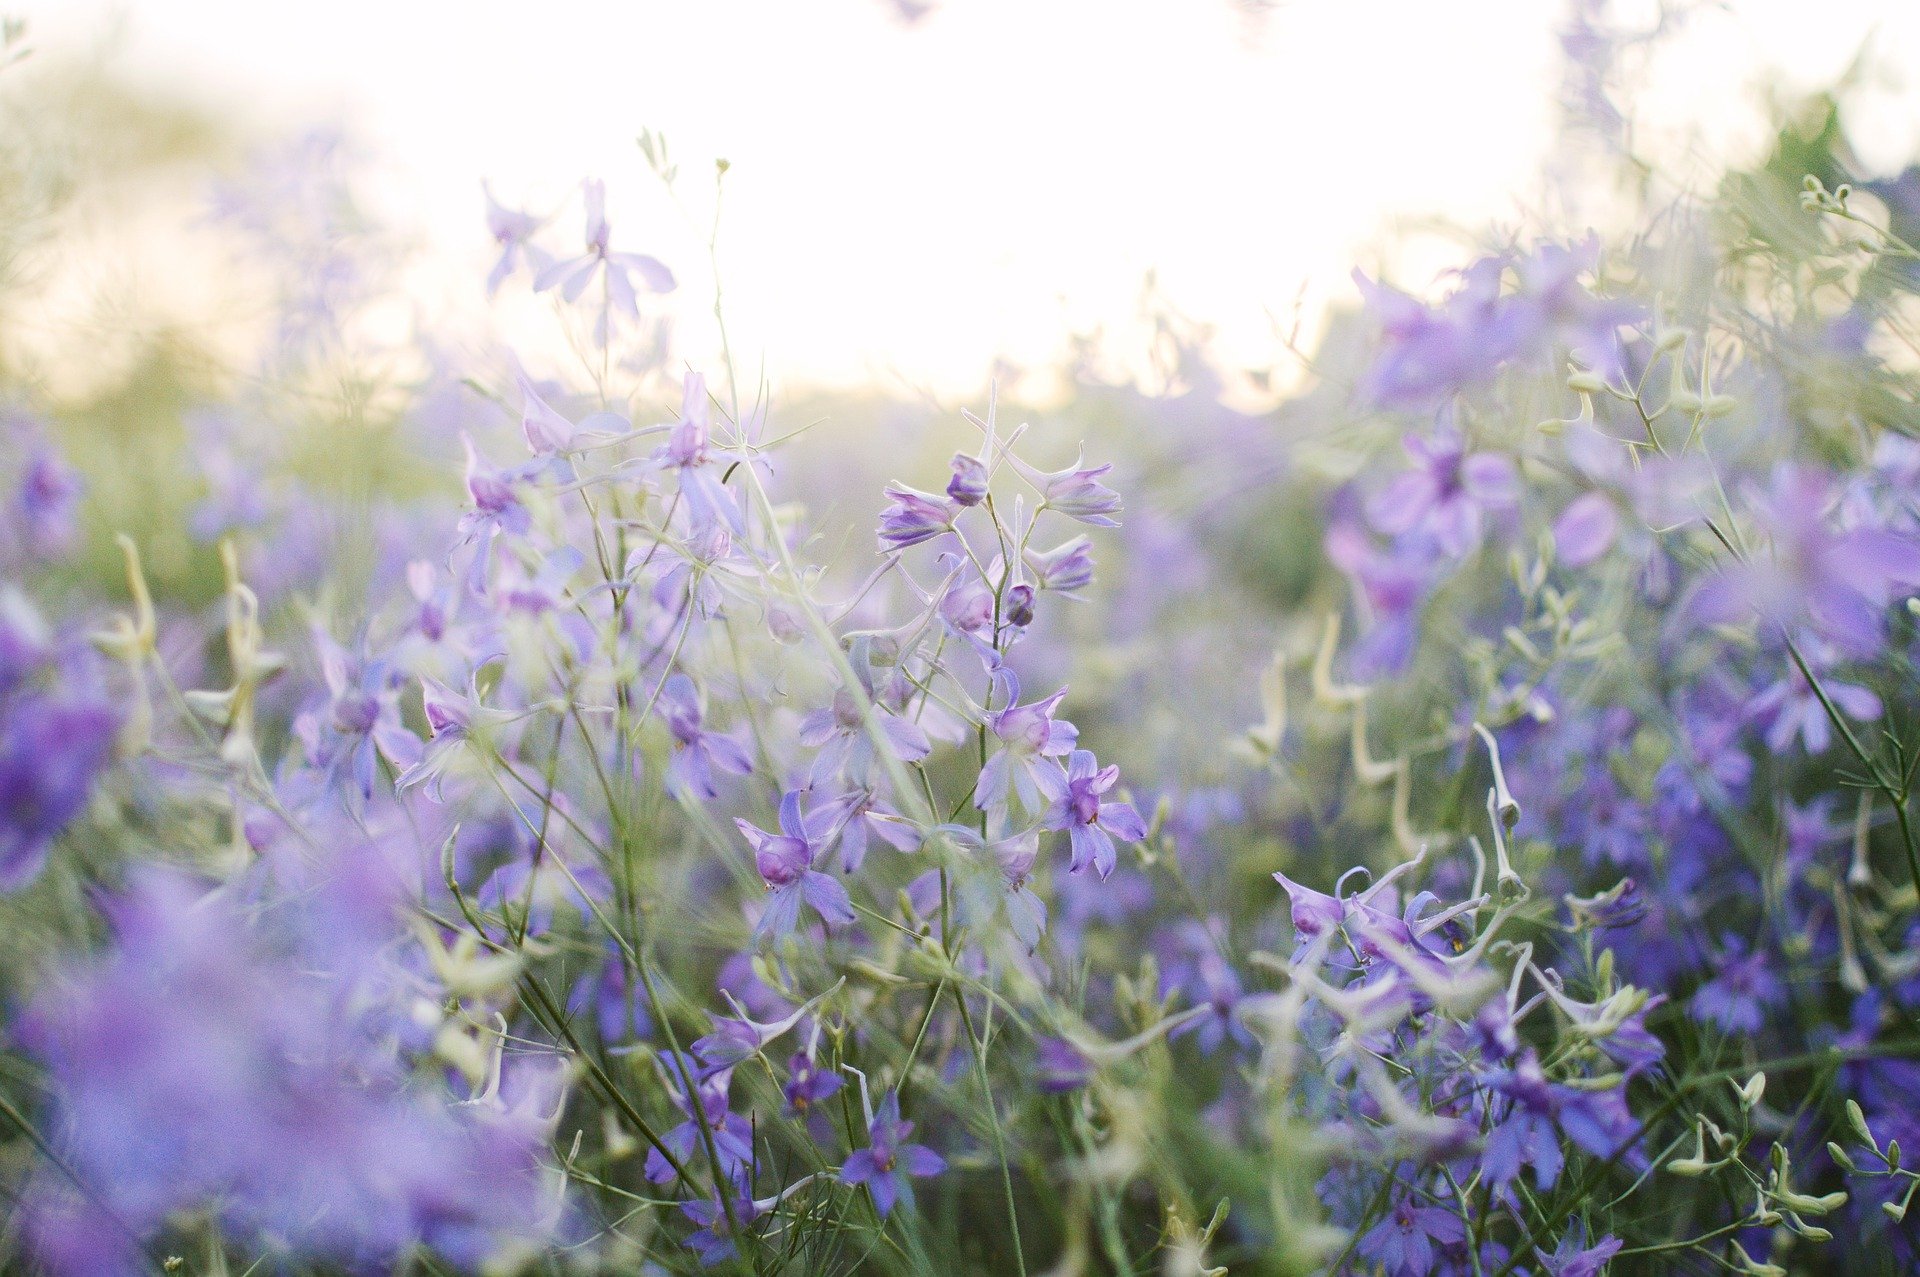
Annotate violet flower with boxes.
[840,1092,944,1217]
[737,791,857,940]
[657,672,753,802]
[531,178,675,345]
[1037,748,1147,878]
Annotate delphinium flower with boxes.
[11,444,83,561]
[1689,936,1786,1035]
[737,790,857,939]
[19,868,562,1273]
[293,626,423,804]
[840,1091,945,1217]
[877,482,958,549]
[656,671,753,801]
[532,178,675,346]
[1008,450,1122,526]
[1356,1194,1470,1277]
[1366,426,1518,558]
[648,371,746,537]
[974,670,1077,817]
[1037,748,1147,877]
[0,607,118,888]
[1690,462,1920,656]
[481,180,551,296]
[798,681,931,787]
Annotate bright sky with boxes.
[24,0,1920,398]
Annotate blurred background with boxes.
[13,0,1920,402]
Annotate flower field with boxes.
[2,6,1920,1274]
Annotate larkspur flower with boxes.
[1010,450,1122,526]
[1367,427,1518,557]
[975,670,1077,816]
[656,672,753,801]
[736,791,857,940]
[1357,1195,1469,1277]
[531,178,675,345]
[0,692,117,889]
[840,1092,945,1217]
[481,181,551,296]
[1691,463,1920,655]
[876,483,957,549]
[1037,748,1147,877]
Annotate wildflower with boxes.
[975,671,1077,816]
[1478,1051,1638,1192]
[1010,451,1122,526]
[649,372,745,537]
[840,1092,944,1217]
[736,792,857,939]
[1356,1195,1469,1277]
[946,451,989,506]
[876,484,957,550]
[1367,428,1517,557]
[19,869,561,1271]
[1024,535,1096,594]
[0,693,117,889]
[782,1052,844,1116]
[1690,937,1784,1035]
[656,673,753,801]
[293,628,422,803]
[531,178,674,345]
[643,1062,754,1186]
[1551,491,1617,568]
[1691,463,1920,656]
[12,446,83,560]
[1037,748,1147,878]
[481,181,551,296]
[799,684,931,787]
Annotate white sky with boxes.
[23,0,1920,398]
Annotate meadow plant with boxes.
[3,8,1920,1276]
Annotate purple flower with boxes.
[531,178,675,346]
[1478,1051,1638,1192]
[1025,535,1096,595]
[20,869,561,1272]
[840,1092,945,1217]
[736,792,857,940]
[12,447,83,560]
[1551,491,1618,568]
[1038,748,1147,878]
[1691,464,1920,655]
[0,693,117,889]
[946,452,989,506]
[657,673,753,801]
[1748,649,1880,756]
[293,628,422,804]
[1034,1036,1093,1092]
[1367,428,1518,557]
[1536,1224,1624,1277]
[877,484,957,550]
[799,685,932,787]
[975,671,1078,817]
[650,372,745,537]
[644,1062,755,1187]
[782,1052,844,1116]
[1010,451,1122,526]
[1356,1195,1468,1277]
[678,1190,762,1267]
[1689,937,1784,1035]
[481,181,551,296]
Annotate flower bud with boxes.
[1004,583,1035,628]
[946,452,989,506]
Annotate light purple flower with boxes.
[1691,463,1920,655]
[481,181,552,296]
[877,484,957,550]
[840,1092,944,1217]
[531,178,675,346]
[1367,428,1518,557]
[1038,748,1147,878]
[975,670,1077,817]
[737,791,857,940]
[657,673,753,802]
